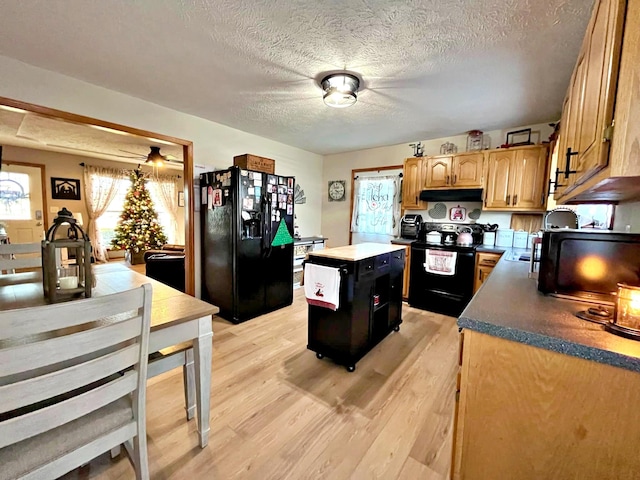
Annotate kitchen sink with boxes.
[504,250,531,262]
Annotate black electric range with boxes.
[409,223,483,317]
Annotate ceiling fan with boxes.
[117,146,182,167]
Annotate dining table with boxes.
[0,262,218,448]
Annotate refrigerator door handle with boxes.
[262,193,271,255]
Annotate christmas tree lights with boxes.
[111,170,167,254]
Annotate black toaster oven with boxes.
[400,214,423,239]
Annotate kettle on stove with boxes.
[456,227,474,246]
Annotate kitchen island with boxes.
[305,243,405,372]
[452,257,640,480]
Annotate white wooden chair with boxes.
[0,242,42,274]
[0,283,153,480]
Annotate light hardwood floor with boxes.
[61,288,458,480]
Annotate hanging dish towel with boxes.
[424,249,457,276]
[305,263,341,311]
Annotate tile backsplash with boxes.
[411,202,513,228]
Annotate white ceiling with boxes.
[0,0,591,155]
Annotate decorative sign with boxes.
[51,177,81,200]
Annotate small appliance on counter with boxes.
[400,214,423,239]
[537,229,640,305]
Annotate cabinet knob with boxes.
[446,175,450,184]
[506,194,510,205]
[453,174,457,185]
[513,195,517,205]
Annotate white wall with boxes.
[0,55,323,295]
[322,122,555,247]
[614,201,640,232]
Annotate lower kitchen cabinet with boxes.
[402,246,411,300]
[452,330,640,480]
[473,252,502,293]
[306,245,405,372]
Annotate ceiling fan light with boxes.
[321,73,360,108]
[146,146,165,167]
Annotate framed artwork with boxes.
[51,177,81,200]
[178,191,185,207]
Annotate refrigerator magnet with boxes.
[287,205,293,215]
[212,189,223,207]
[287,194,293,204]
[248,187,255,195]
[278,176,284,184]
[201,186,207,205]
[241,170,248,176]
[254,178,262,186]
[287,178,294,189]
[267,184,273,193]
[254,186,261,197]
[268,175,277,185]
[243,198,254,210]
[207,186,213,210]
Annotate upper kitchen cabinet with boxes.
[402,157,427,210]
[556,0,640,204]
[423,152,484,189]
[484,145,549,212]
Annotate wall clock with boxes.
[328,180,346,202]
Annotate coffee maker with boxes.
[400,214,423,239]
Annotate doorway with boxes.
[0,161,48,243]
[0,96,195,294]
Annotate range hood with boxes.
[419,188,484,202]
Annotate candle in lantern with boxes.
[616,284,640,331]
[57,265,79,290]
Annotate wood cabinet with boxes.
[484,145,548,211]
[452,329,640,480]
[402,157,427,209]
[555,0,640,204]
[402,246,410,300]
[423,152,484,189]
[473,252,502,293]
[306,246,404,372]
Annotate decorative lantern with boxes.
[606,283,640,340]
[42,208,92,303]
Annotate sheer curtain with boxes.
[83,165,123,262]
[351,175,401,242]
[148,174,180,244]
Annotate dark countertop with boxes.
[458,254,640,373]
[294,236,327,245]
[390,237,415,246]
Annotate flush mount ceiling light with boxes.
[321,73,360,108]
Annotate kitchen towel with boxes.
[424,249,457,276]
[304,263,341,310]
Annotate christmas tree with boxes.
[111,170,167,253]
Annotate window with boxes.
[0,172,31,220]
[96,175,174,249]
[351,174,401,240]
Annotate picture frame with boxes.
[51,177,81,200]
[178,191,185,207]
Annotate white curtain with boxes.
[83,165,124,262]
[148,174,180,244]
[351,175,401,236]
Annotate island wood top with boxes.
[0,263,218,331]
[307,243,406,262]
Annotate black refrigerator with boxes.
[200,166,295,323]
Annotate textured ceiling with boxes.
[0,108,183,168]
[0,0,591,155]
